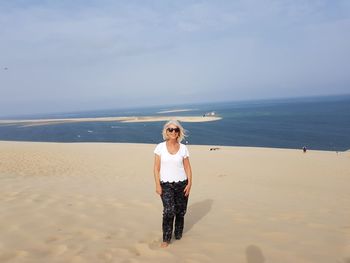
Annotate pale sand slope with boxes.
[0,141,349,263]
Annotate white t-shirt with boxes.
[154,141,189,183]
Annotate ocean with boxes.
[0,95,349,151]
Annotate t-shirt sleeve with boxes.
[154,143,162,156]
[182,145,190,159]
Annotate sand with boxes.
[0,115,221,127]
[0,141,349,263]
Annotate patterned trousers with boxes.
[160,180,189,242]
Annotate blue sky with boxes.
[1,0,350,116]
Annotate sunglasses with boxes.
[167,127,180,133]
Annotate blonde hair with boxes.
[162,120,187,143]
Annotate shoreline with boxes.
[0,115,222,127]
[0,140,348,153]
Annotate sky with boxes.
[1,0,350,116]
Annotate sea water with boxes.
[0,95,349,151]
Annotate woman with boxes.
[153,120,192,248]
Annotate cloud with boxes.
[0,0,349,116]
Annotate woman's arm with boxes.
[183,157,192,196]
[153,154,162,195]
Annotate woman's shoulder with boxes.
[154,141,166,155]
[155,141,166,150]
[179,143,190,157]
[179,143,189,151]
[157,141,166,147]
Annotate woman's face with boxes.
[166,125,179,140]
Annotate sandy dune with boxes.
[0,141,349,263]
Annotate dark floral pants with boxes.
[160,180,189,242]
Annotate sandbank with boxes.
[0,141,349,263]
[0,115,221,127]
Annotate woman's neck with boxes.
[167,139,178,145]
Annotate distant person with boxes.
[303,146,307,153]
[153,120,193,248]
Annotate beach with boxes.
[0,115,221,127]
[0,141,349,263]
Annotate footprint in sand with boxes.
[127,239,169,257]
[45,236,62,243]
[148,238,163,250]
[49,245,68,256]
[1,251,29,261]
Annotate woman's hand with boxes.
[183,157,192,197]
[184,183,191,197]
[156,184,162,195]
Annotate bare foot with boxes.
[160,242,169,248]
